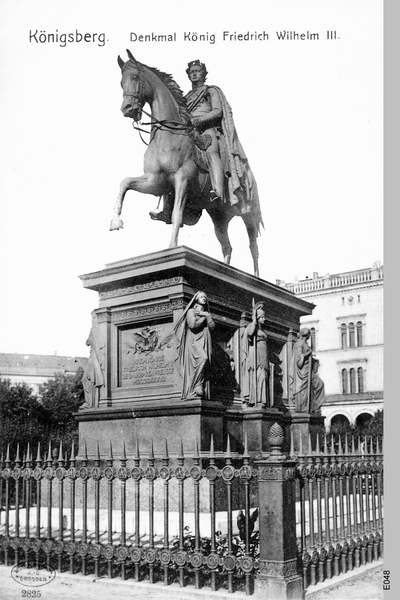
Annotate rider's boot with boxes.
[149,194,173,224]
[207,152,224,206]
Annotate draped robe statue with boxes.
[289,328,325,412]
[242,302,269,406]
[174,291,215,400]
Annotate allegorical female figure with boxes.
[174,291,215,399]
[289,328,325,412]
[82,311,105,408]
[242,302,269,406]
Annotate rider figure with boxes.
[185,60,224,204]
[150,60,225,223]
[149,59,259,224]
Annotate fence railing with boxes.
[0,436,259,595]
[0,429,383,599]
[294,434,383,590]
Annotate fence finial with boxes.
[70,440,75,462]
[330,435,336,456]
[122,441,127,461]
[83,441,88,461]
[193,437,199,459]
[95,440,100,462]
[298,432,303,457]
[308,433,313,455]
[344,434,349,455]
[209,435,215,459]
[323,433,328,456]
[47,441,52,463]
[108,440,113,461]
[15,443,21,464]
[134,437,140,459]
[149,439,155,460]
[338,435,343,456]
[6,444,10,464]
[316,433,321,455]
[36,442,41,464]
[243,432,250,459]
[178,438,184,460]
[163,438,169,460]
[225,434,232,457]
[351,435,356,455]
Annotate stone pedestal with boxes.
[78,398,226,457]
[77,247,314,459]
[287,411,326,454]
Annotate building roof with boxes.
[277,262,383,295]
[0,353,88,377]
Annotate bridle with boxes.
[122,63,198,146]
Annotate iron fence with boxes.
[0,436,259,595]
[294,434,383,589]
[0,432,383,597]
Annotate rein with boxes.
[132,107,192,146]
[140,108,190,132]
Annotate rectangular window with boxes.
[342,369,348,394]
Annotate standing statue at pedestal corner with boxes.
[174,291,215,400]
[289,328,325,413]
[242,302,269,407]
[82,311,105,409]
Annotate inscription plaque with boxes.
[119,322,176,390]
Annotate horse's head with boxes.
[118,50,146,122]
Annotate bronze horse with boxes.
[110,51,263,277]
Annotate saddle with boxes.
[187,129,211,173]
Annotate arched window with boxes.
[356,321,363,347]
[349,322,355,347]
[342,369,348,394]
[310,327,316,351]
[330,414,350,436]
[357,367,364,393]
[349,368,356,393]
[355,413,373,429]
[341,324,347,348]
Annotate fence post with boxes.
[255,423,303,600]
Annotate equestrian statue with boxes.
[110,51,264,277]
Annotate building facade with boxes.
[0,353,88,394]
[278,262,383,431]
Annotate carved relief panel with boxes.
[117,320,177,396]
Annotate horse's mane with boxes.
[138,61,191,123]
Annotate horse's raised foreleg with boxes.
[110,177,132,230]
[242,213,260,278]
[211,213,232,265]
[110,174,163,231]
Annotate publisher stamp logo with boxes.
[11,562,56,587]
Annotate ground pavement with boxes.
[0,562,384,600]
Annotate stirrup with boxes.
[149,210,172,224]
[210,190,221,203]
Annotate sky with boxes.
[0,0,383,358]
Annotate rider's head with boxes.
[186,60,208,82]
